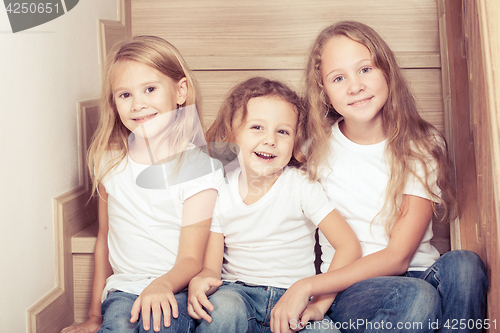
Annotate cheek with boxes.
[324,86,340,104]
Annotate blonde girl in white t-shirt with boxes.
[271,21,488,333]
[187,77,361,333]
[61,36,220,333]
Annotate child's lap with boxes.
[99,290,194,333]
[326,250,487,333]
[201,281,338,333]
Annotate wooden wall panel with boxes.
[466,0,500,327]
[73,254,94,323]
[196,69,444,131]
[132,0,439,70]
[443,0,500,327]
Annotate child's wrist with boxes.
[88,313,102,321]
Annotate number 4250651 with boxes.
[6,2,60,14]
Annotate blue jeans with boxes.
[326,250,488,333]
[98,290,194,333]
[196,281,340,333]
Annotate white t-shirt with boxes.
[211,167,335,289]
[101,148,223,301]
[318,120,440,273]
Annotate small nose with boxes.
[133,95,148,111]
[263,131,276,147]
[347,77,365,95]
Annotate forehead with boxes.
[322,35,372,64]
[112,60,162,86]
[245,96,298,123]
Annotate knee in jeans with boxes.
[442,250,488,285]
[207,289,248,322]
[404,279,440,316]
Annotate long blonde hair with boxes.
[206,77,307,170]
[88,35,204,196]
[305,21,457,233]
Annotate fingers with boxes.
[130,298,141,324]
[148,297,162,332]
[299,311,312,330]
[188,292,214,322]
[161,293,178,328]
[133,293,179,332]
[168,293,178,319]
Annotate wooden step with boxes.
[72,223,97,323]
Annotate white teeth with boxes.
[256,152,275,158]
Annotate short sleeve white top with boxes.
[211,167,335,289]
[318,120,440,273]
[101,148,223,301]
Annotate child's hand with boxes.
[297,302,327,328]
[270,281,311,333]
[60,315,102,333]
[187,276,222,322]
[130,279,178,332]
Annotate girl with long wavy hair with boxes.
[271,21,487,333]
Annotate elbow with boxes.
[391,256,412,276]
[354,242,363,260]
[179,255,204,275]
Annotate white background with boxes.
[0,1,117,331]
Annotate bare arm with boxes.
[301,195,434,296]
[187,231,225,322]
[271,209,361,333]
[130,188,218,332]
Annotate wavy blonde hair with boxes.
[88,36,204,196]
[206,77,307,171]
[305,21,457,234]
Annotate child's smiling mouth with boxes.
[254,151,276,160]
[133,113,158,123]
[349,96,373,106]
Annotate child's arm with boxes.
[187,231,224,323]
[61,184,113,333]
[271,209,361,333]
[272,195,433,333]
[130,188,218,332]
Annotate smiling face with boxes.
[233,96,297,181]
[321,35,389,129]
[112,60,187,134]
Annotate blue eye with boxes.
[278,130,289,135]
[360,67,371,74]
[333,76,345,83]
[251,125,262,130]
[119,92,131,98]
[146,87,155,93]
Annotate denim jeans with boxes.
[98,290,195,333]
[326,250,488,333]
[196,281,340,333]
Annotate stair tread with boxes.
[72,222,98,253]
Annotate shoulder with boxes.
[99,149,127,182]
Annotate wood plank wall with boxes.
[442,0,500,327]
[131,0,444,131]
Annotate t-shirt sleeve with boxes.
[299,174,335,226]
[177,151,225,202]
[210,204,223,233]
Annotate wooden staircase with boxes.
[28,1,500,332]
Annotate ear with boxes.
[176,77,188,105]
